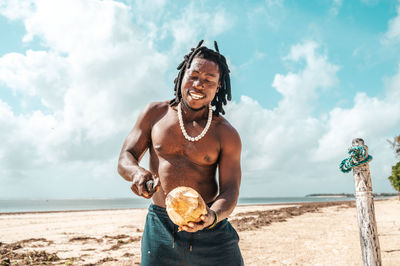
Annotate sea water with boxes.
[0,197,360,213]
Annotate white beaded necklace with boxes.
[177,102,213,142]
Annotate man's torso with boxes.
[148,101,227,207]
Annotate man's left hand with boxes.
[180,207,217,232]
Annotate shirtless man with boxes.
[118,40,243,265]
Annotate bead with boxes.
[177,102,212,142]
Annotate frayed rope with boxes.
[339,146,373,173]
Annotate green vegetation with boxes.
[388,162,400,199]
[388,135,400,199]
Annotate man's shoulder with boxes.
[142,100,170,117]
[214,115,241,147]
[144,100,170,112]
[136,101,171,128]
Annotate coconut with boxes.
[165,186,207,228]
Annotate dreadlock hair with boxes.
[169,40,231,116]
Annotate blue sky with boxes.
[0,0,399,199]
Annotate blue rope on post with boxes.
[339,146,373,173]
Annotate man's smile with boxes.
[189,91,206,100]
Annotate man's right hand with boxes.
[130,167,160,199]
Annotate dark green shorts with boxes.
[141,204,244,266]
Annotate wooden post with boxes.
[351,138,382,266]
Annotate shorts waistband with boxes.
[148,203,169,218]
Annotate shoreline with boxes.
[0,198,359,216]
[0,196,397,216]
[2,197,395,216]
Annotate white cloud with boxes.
[329,0,343,17]
[0,0,34,20]
[247,0,285,31]
[314,92,400,162]
[227,41,338,180]
[0,50,70,110]
[0,0,169,184]
[0,99,60,180]
[0,0,236,198]
[161,3,234,53]
[384,64,400,100]
[382,4,400,44]
[227,41,398,196]
[273,41,339,117]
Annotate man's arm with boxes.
[209,123,242,221]
[117,102,162,198]
[182,122,242,231]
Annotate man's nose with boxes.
[193,79,204,89]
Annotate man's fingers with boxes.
[182,225,197,232]
[130,183,139,195]
[138,181,150,198]
[131,172,159,199]
[142,194,151,199]
[131,183,151,198]
[181,221,206,232]
[131,182,147,198]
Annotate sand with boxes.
[0,198,399,265]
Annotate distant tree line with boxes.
[305,193,398,198]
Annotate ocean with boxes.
[0,196,363,213]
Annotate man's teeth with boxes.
[190,92,204,99]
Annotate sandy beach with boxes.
[1,198,399,265]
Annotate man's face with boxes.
[180,57,220,110]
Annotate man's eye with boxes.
[190,76,198,80]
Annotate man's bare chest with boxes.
[151,112,220,166]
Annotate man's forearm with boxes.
[209,187,239,223]
[117,151,142,182]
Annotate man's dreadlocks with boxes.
[169,40,231,116]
